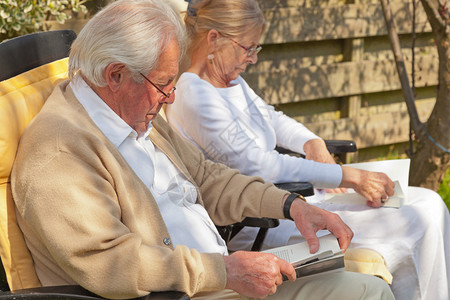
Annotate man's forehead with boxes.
[151,40,180,79]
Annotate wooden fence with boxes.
[243,0,437,162]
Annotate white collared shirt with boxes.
[70,75,228,255]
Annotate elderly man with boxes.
[11,0,394,299]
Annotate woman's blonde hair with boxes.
[184,0,266,55]
[69,0,186,87]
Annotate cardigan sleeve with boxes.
[167,74,341,188]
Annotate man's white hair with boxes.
[69,0,186,86]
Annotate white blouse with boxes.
[167,72,342,188]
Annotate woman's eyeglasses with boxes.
[229,38,262,57]
[140,73,175,99]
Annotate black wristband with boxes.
[283,193,300,220]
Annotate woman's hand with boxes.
[341,166,395,207]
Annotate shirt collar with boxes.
[70,74,152,147]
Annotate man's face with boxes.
[118,39,180,134]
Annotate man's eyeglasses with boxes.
[229,38,262,57]
[140,73,176,99]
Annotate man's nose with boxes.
[161,92,175,104]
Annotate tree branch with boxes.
[420,0,448,32]
[380,0,423,133]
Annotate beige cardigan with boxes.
[11,81,287,299]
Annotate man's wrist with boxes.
[283,193,305,220]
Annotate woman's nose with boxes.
[248,52,258,64]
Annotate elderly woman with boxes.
[166,0,450,299]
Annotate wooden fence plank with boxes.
[261,2,431,44]
[304,99,434,148]
[242,53,438,104]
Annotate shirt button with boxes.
[163,237,172,246]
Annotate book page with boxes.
[263,234,341,266]
[324,180,405,208]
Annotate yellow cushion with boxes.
[0,58,69,290]
[344,248,393,284]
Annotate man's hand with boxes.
[224,251,296,298]
[341,166,395,208]
[289,198,353,253]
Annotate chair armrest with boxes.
[236,217,280,228]
[274,182,314,197]
[276,140,357,156]
[325,140,357,154]
[0,285,190,300]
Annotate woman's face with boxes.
[213,30,262,85]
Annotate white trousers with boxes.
[228,186,450,300]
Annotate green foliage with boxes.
[438,169,450,210]
[0,0,87,40]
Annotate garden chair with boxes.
[0,30,188,300]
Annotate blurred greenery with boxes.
[0,0,88,41]
[438,169,450,210]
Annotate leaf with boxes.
[1,0,89,39]
[0,10,9,19]
[24,4,33,14]
[56,14,68,23]
[12,24,21,31]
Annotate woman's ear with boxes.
[206,29,220,50]
[104,63,127,92]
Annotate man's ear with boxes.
[104,63,127,92]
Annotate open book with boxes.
[263,234,344,280]
[324,159,410,208]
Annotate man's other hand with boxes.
[223,251,295,298]
[289,198,353,253]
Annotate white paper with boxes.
[263,234,341,266]
[345,159,410,197]
[324,180,405,208]
[324,159,410,208]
